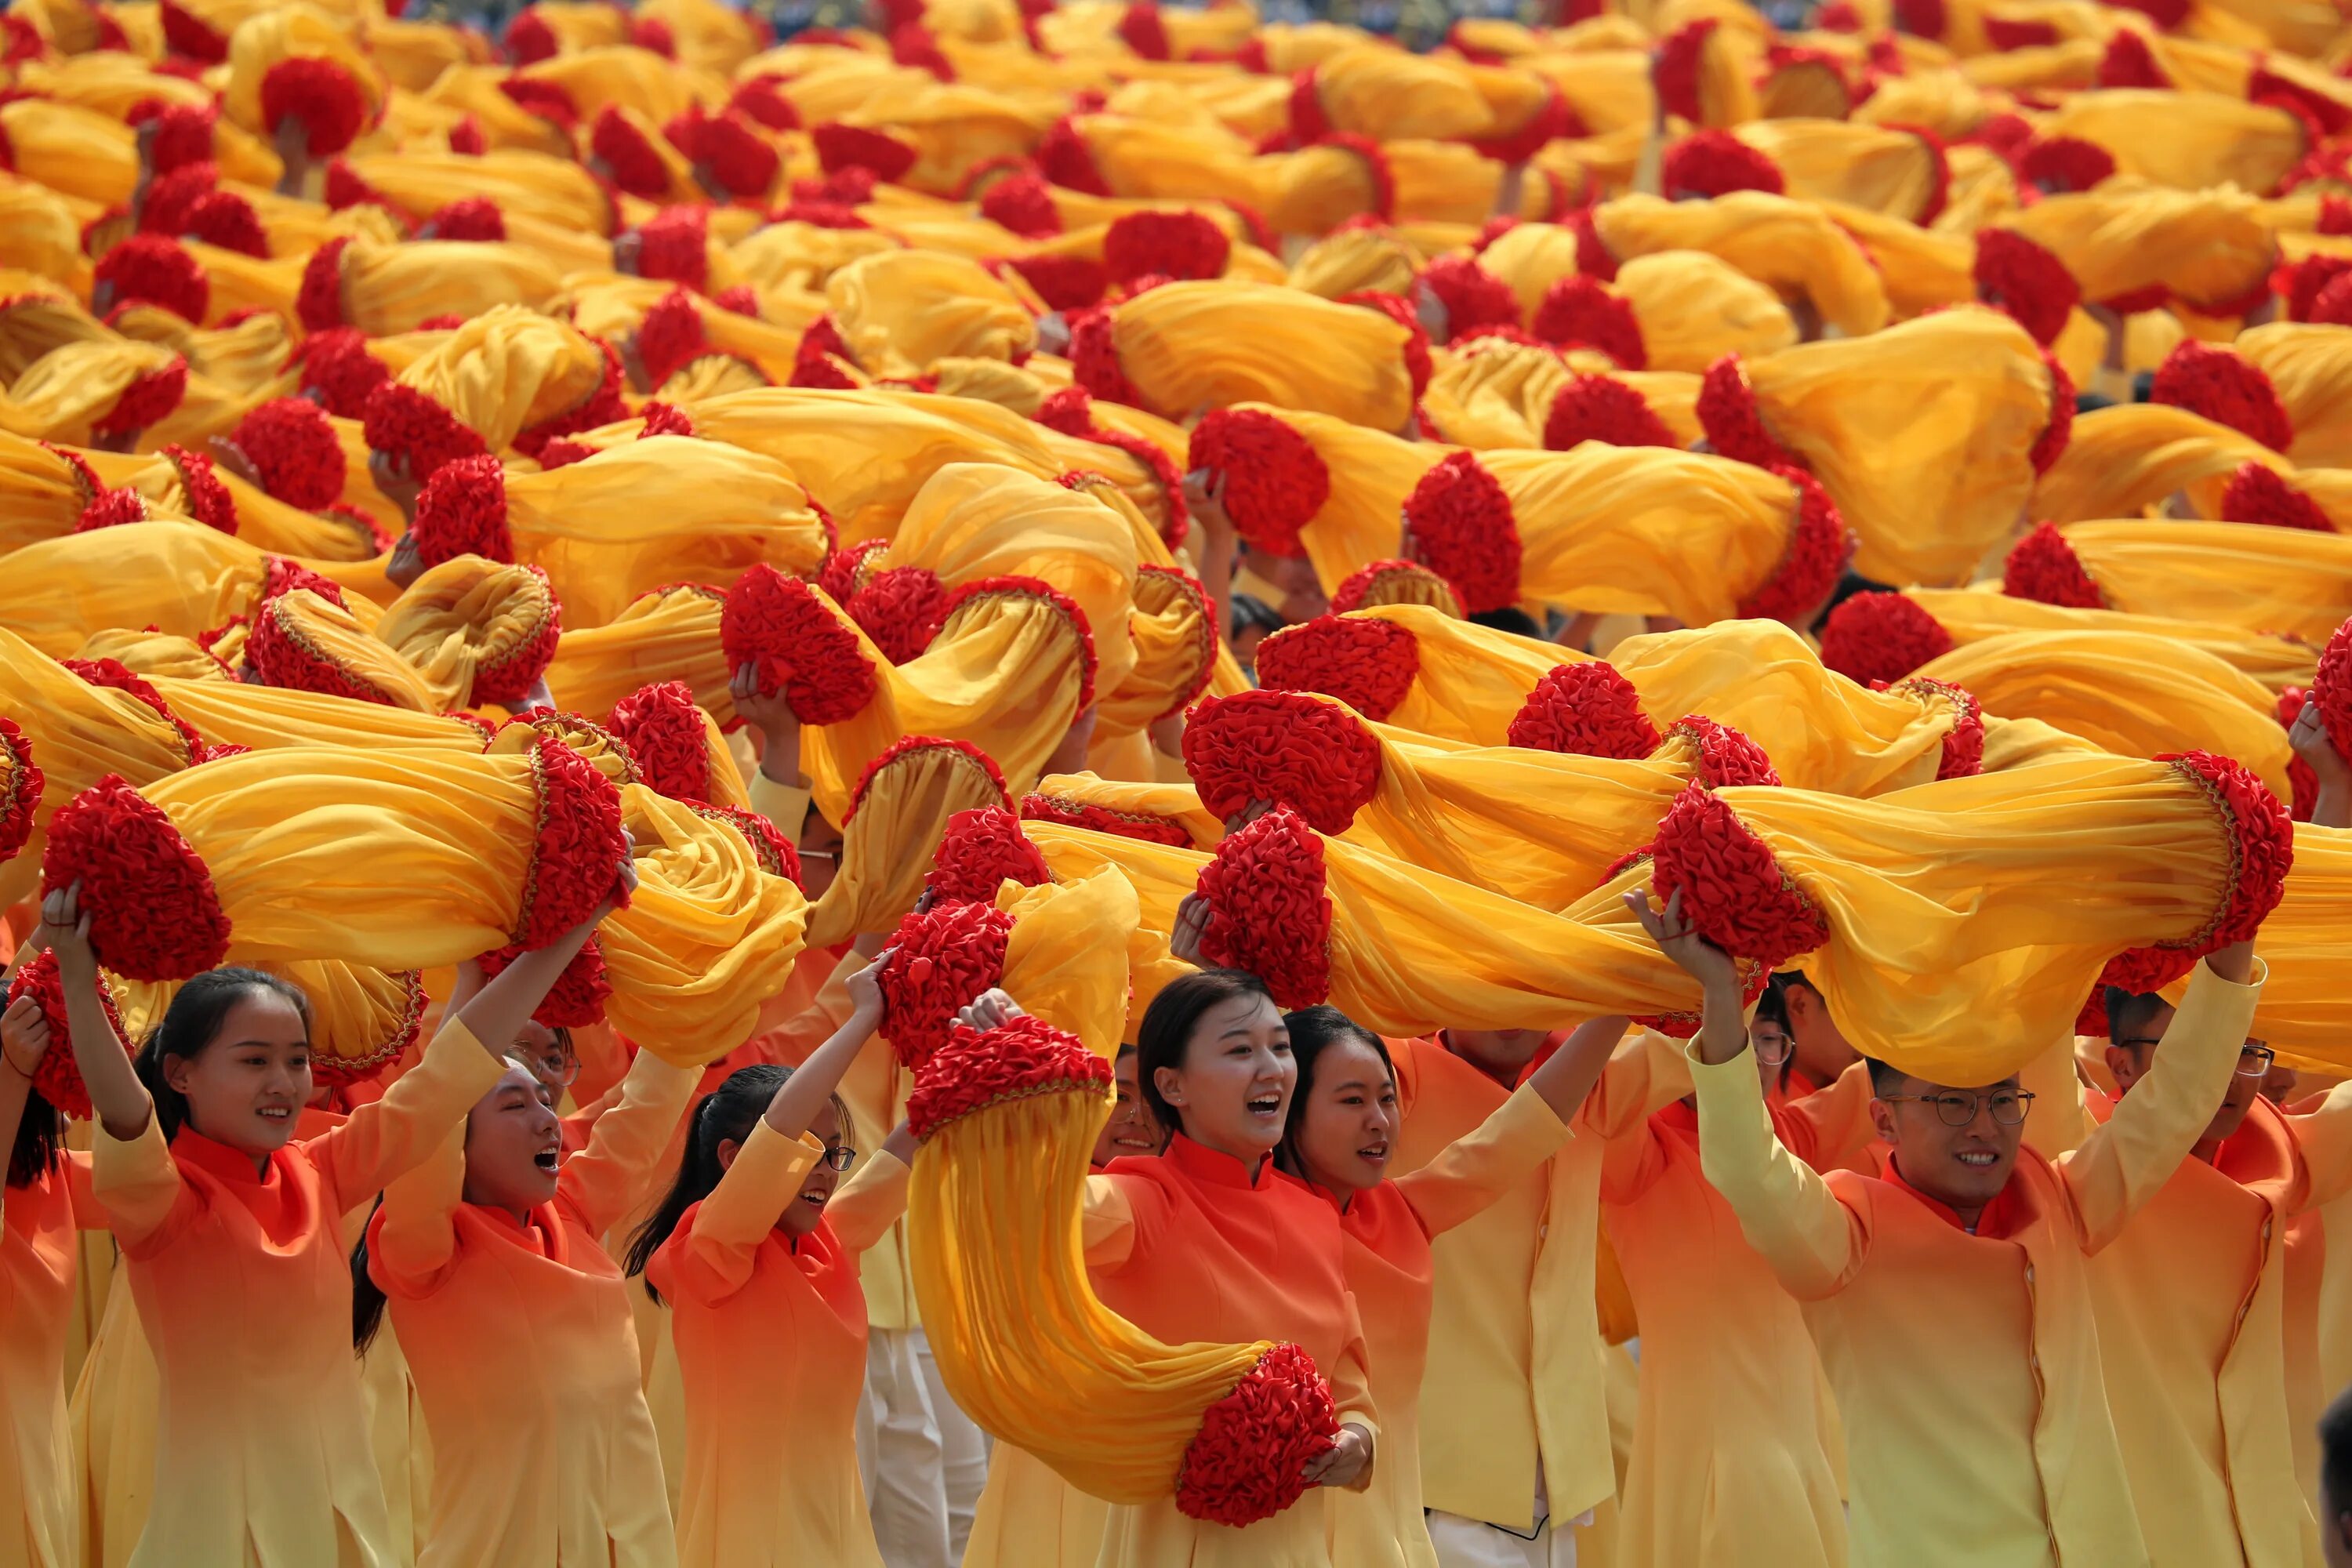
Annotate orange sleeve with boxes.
[558,1049,698,1237]
[312,1015,510,1210]
[1778,1060,1878,1174]
[1576,1029,1693,1141]
[64,1149,105,1229]
[370,1124,466,1298]
[662,1120,824,1306]
[2288,1080,2352,1214]
[1080,1172,1155,1269]
[1395,1083,1569,1239]
[1328,1290,1379,1445]
[90,1111,194,1255]
[826,1147,910,1255]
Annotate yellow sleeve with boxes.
[750,769,813,843]
[2288,1081,2352,1214]
[1576,1028,1695,1140]
[1080,1172,1137,1268]
[688,1118,824,1250]
[1393,1082,1570,1238]
[371,1124,466,1293]
[558,1049,699,1238]
[1330,1291,1379,1449]
[314,1016,511,1210]
[1692,1044,1862,1301]
[90,1110,188,1253]
[2057,956,2264,1254]
[826,1146,910,1254]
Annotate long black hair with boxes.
[9,1083,62,1189]
[134,967,313,1142]
[621,1064,851,1305]
[1274,1005,1393,1181]
[1133,967,1276,1135]
[350,1196,390,1354]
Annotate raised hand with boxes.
[954,988,1027,1033]
[1302,1422,1375,1491]
[1,995,51,1080]
[1169,891,1214,968]
[38,881,97,985]
[1621,885,1740,993]
[844,948,893,1026]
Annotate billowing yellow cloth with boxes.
[0,175,93,297]
[545,583,733,726]
[1043,112,1276,213]
[369,556,562,713]
[1421,345,1700,453]
[411,436,827,628]
[1286,225,1423,302]
[220,2,389,147]
[1592,192,1892,339]
[832,78,1059,198]
[1729,120,1946,221]
[1256,604,1572,746]
[2243,825,2352,1066]
[2036,91,2310,197]
[249,588,448,710]
[0,99,140,210]
[804,734,1020,948]
[2030,404,2279,526]
[0,339,191,448]
[1610,250,1800,372]
[2234,323,2352,473]
[1299,44,1499,141]
[1896,588,2321,692]
[144,674,489,755]
[336,149,616,236]
[2029,520,2352,644]
[1729,308,2060,586]
[1095,281,1417,433]
[315,238,566,337]
[1821,199,1976,320]
[1997,185,2274,316]
[74,630,236,684]
[827,251,1038,380]
[1096,566,1217,741]
[382,305,611,459]
[1024,771,1226,851]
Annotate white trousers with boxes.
[1427,1510,1579,1568]
[858,1325,989,1568]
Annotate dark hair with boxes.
[1468,606,1543,638]
[1816,568,1896,631]
[350,1196,390,1353]
[8,1086,63,1188]
[2322,1383,2352,1525]
[1134,968,1276,1134]
[621,1065,851,1304]
[1866,1056,1905,1098]
[1754,975,1794,1035]
[134,967,313,1142]
[1228,593,1285,640]
[1275,1006,1392,1181]
[2105,989,2169,1047]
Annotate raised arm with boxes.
[824,1123,916,1254]
[735,663,812,843]
[40,885,147,1144]
[0,993,52,1210]
[1392,1019,1620,1238]
[2291,699,2350,830]
[559,1046,700,1238]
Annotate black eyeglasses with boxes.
[2118,1039,2277,1079]
[818,1144,856,1173]
[1880,1089,2037,1127]
[1750,1026,1792,1067]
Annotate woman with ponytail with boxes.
[628,949,913,1568]
[40,832,633,1568]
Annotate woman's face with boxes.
[463,1064,562,1214]
[1153,993,1294,1163]
[506,1021,576,1097]
[1092,1051,1164,1167]
[778,1101,847,1239]
[164,991,313,1156]
[1292,1036,1399,1196]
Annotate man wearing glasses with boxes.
[1628,882,2265,1568]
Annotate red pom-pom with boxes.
[639,401,695,439]
[2149,341,2292,452]
[702,111,784,201]
[1819,591,1951,684]
[93,358,188,440]
[259,56,370,158]
[364,383,490,488]
[590,105,672,199]
[629,205,710,290]
[230,397,345,510]
[1177,1342,1340,1526]
[75,487,150,532]
[906,1011,1112,1138]
[510,735,628,949]
[1183,690,1381,836]
[96,234,208,325]
[713,285,761,319]
[1116,0,1171,57]
[812,122,916,183]
[1530,276,1645,368]
[448,115,485,155]
[291,325,385,417]
[1419,255,1521,344]
[630,15,676,56]
[7,949,133,1120]
[125,100,215,176]
[497,74,578,129]
[1254,615,1421,723]
[1196,806,1333,1009]
[1657,716,1780,788]
[183,191,267,259]
[140,161,220,238]
[40,775,230,981]
[1329,560,1465,616]
[2314,274,2352,328]
[2314,619,2352,761]
[1696,354,1793,469]
[634,289,710,390]
[1508,662,1661,757]
[1738,467,1851,626]
[720,567,879,725]
[1007,255,1109,312]
[1403,452,1522,615]
[2031,351,2074,477]
[880,899,1014,1069]
[2018,136,2114,194]
[322,158,387,212]
[504,7,557,62]
[1648,782,1825,970]
[2096,29,2171,89]
[844,566,950,664]
[1018,791,1194,847]
[1188,408,1331,559]
[928,805,1052,903]
[296,235,354,332]
[2283,256,2352,323]
[1037,117,1112,198]
[158,0,227,59]
[409,452,512,566]
[1543,373,1676,451]
[2161,750,2296,951]
[1973,230,2078,350]
[730,76,800,133]
[1653,19,1716,122]
[607,681,710,800]
[1983,16,2059,47]
[1662,129,1786,198]
[1103,209,1229,285]
[423,196,503,242]
[2220,462,2335,532]
[2003,522,2103,608]
[981,171,1062,238]
[0,714,42,863]
[1066,306,1144,409]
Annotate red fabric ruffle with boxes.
[1973,229,2078,349]
[1188,408,1330,559]
[847,566,951,664]
[1418,255,1520,344]
[512,734,629,949]
[1648,782,1827,970]
[2220,462,2335,532]
[608,681,710,800]
[880,898,1014,1069]
[261,555,349,611]
[1652,20,1716,122]
[2030,350,2074,476]
[7,949,132,1120]
[640,401,696,438]
[1254,615,1421,723]
[1657,716,1780,788]
[161,446,235,535]
[1183,690,1381,835]
[245,594,402,706]
[2149,340,2292,452]
[1530,276,1645,368]
[410,452,513,566]
[1338,289,1428,398]
[981,170,1062,238]
[1662,129,1787,198]
[296,235,353,332]
[1329,559,1465,616]
[291,325,387,416]
[2313,618,2352,767]
[2159,749,2295,952]
[928,805,1053,904]
[1196,806,1333,1009]
[635,289,709,390]
[1508,662,1661,757]
[818,536,889,604]
[1818,590,1952,685]
[812,122,917,183]
[426,195,505,241]
[719,567,880,725]
[2002,522,2103,608]
[259,56,371,157]
[1696,354,1795,469]
[138,160,220,239]
[364,383,489,488]
[1890,675,1986,778]
[730,75,800,133]
[231,397,347,510]
[1067,307,1144,410]
[476,936,609,1029]
[1543,373,1676,450]
[1036,117,1112,198]
[1105,209,1229,284]
[466,565,559,710]
[2018,136,2114,194]
[0,713,45,863]
[1177,1341,1339,1525]
[1737,467,1852,626]
[1402,452,1522,615]
[591,106,673,199]
[74,487,150,532]
[906,1011,1112,1139]
[93,358,188,440]
[1019,791,1194,847]
[41,773,230,981]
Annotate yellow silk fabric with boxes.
[338,150,615,237]
[1592,192,1891,339]
[1464,446,1805,624]
[391,305,608,456]
[1286,227,1421,302]
[2235,323,2352,473]
[74,630,234,684]
[1898,588,2320,692]
[1824,200,1976,320]
[997,868,1140,1062]
[543,584,733,725]
[2244,825,2352,1068]
[0,176,89,298]
[1422,341,1567,452]
[1613,250,1800,373]
[2027,404,2352,530]
[495,435,827,627]
[220,2,388,143]
[328,239,566,337]
[804,736,1016,949]
[1998,186,2273,316]
[2037,93,2307,196]
[1098,568,1216,736]
[0,339,188,448]
[146,676,488,754]
[1028,771,1227,851]
[1915,631,2293,800]
[604,785,810,1064]
[1745,309,2056,586]
[1732,121,1944,221]
[1055,113,1275,213]
[1287,604,1574,747]
[2053,519,2352,644]
[827,253,1037,382]
[0,430,103,553]
[0,100,140,210]
[257,589,449,710]
[372,556,562,714]
[1308,45,1496,140]
[1106,281,1416,434]
[0,521,390,658]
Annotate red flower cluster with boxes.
[632,289,708,390]
[296,235,353,332]
[720,568,881,725]
[2095,28,2169,88]
[1508,662,1661,757]
[477,936,610,1029]
[2316,619,2352,760]
[1117,0,1171,59]
[608,681,711,801]
[1661,716,1780,788]
[7,949,132,1121]
[640,401,696,438]
[246,593,401,706]
[231,397,347,510]
[1067,306,1145,409]
[409,452,514,567]
[1543,373,1677,451]
[0,714,40,863]
[690,802,804,889]
[981,169,1062,238]
[1329,559,1465,616]
[674,107,781,201]
[1471,84,1581,167]
[2017,136,2114,194]
[93,358,189,441]
[259,56,370,157]
[511,734,630,952]
[1187,408,1330,558]
[64,657,208,760]
[1818,591,1955,686]
[1696,355,1794,469]
[1019,791,1195,847]
[591,106,673,199]
[364,383,490,490]
[729,75,800,133]
[160,445,235,534]
[1036,116,1112,197]
[847,566,951,664]
[819,537,889,604]
[138,161,221,240]
[2161,750,2295,950]
[1738,467,1852,626]
[880,899,1015,1069]
[1195,806,1334,1008]
[41,774,230,982]
[292,326,388,416]
[2030,350,2074,476]
[928,806,1053,903]
[2002,522,2103,608]
[1004,254,1108,312]
[1254,615,1421,723]
[74,487,150,532]
[939,576,1100,709]
[125,99,216,175]
[1105,210,1229,284]
[1531,276,1645,368]
[514,340,630,459]
[906,1011,1111,1140]
[426,196,505,241]
[448,116,486,155]
[2149,340,2292,452]
[96,234,210,324]
[1661,129,1788,199]
[1648,782,1828,971]
[812,122,917,183]
[1403,452,1523,615]
[261,555,350,610]
[2283,256,2352,323]
[1183,690,1382,834]
[1176,1342,1339,1525]
[1650,19,1717,122]
[2220,463,2335,532]
[1418,255,1520,344]
[1892,676,1986,778]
